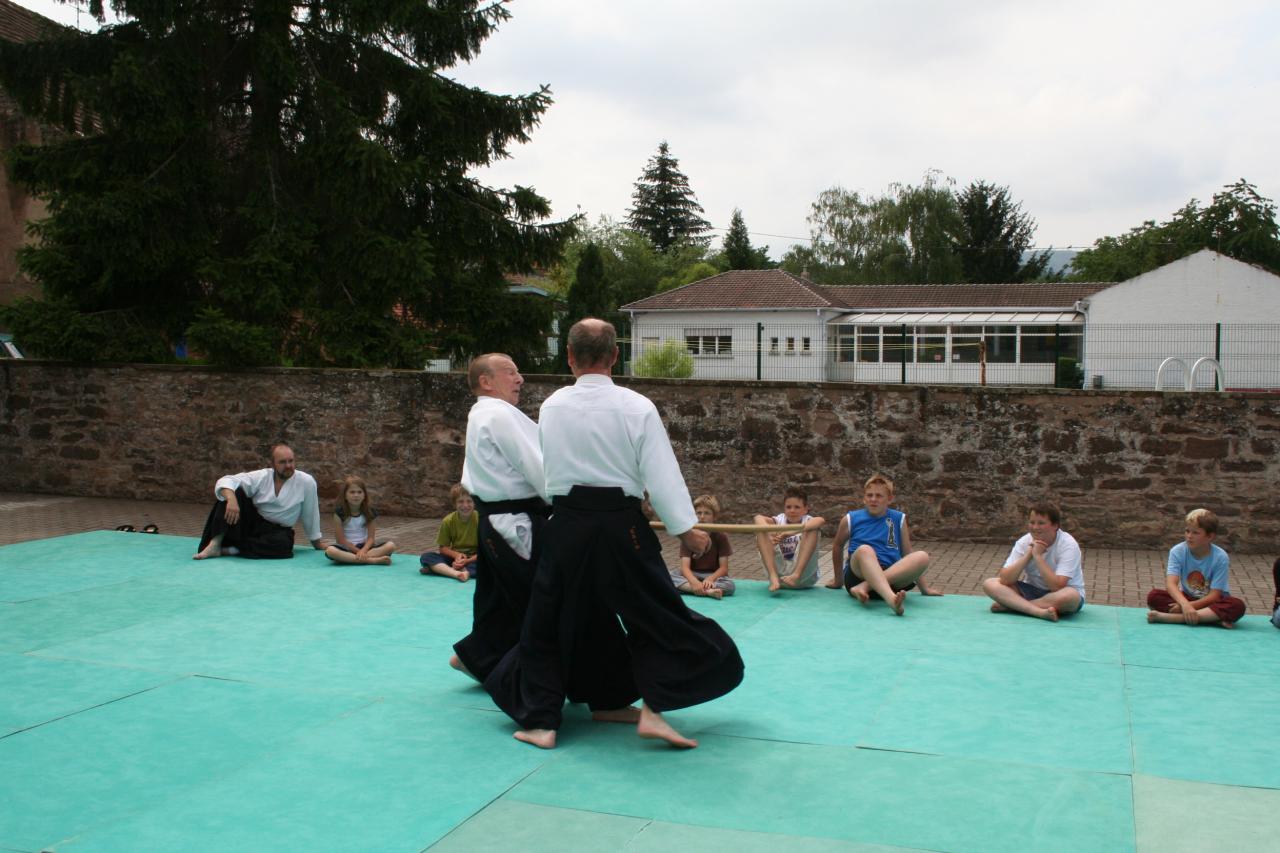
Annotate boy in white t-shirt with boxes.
[752,486,825,592]
[981,501,1085,622]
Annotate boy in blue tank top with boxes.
[828,473,938,615]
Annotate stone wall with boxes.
[2,360,1278,552]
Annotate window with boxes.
[801,337,811,354]
[950,327,982,363]
[1019,325,1083,364]
[983,325,1017,363]
[834,325,857,362]
[916,325,946,363]
[683,328,732,356]
[770,337,780,354]
[785,337,796,354]
[857,326,881,362]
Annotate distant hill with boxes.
[1035,248,1079,276]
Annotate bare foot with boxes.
[990,602,1008,613]
[705,587,724,600]
[824,580,843,589]
[891,589,907,616]
[449,654,478,682]
[373,556,392,565]
[514,728,556,749]
[849,585,870,605]
[636,704,697,749]
[1221,620,1237,630]
[918,581,944,596]
[592,705,642,724]
[1038,606,1059,622]
[1147,610,1159,623]
[455,570,470,583]
[767,578,781,593]
[192,546,221,560]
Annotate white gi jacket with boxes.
[461,395,546,558]
[214,468,323,542]
[539,374,697,535]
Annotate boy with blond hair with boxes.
[828,473,938,615]
[670,495,735,598]
[753,486,826,592]
[1147,508,1246,628]
[982,501,1084,621]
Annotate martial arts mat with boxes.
[2,531,1278,852]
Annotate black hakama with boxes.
[197,486,295,558]
[484,486,744,731]
[451,496,549,682]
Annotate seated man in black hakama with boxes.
[193,444,326,559]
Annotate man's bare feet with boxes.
[891,589,906,616]
[449,654,478,681]
[636,704,697,749]
[514,728,556,749]
[1038,605,1059,622]
[592,705,642,723]
[192,545,221,560]
[990,602,1008,613]
[849,585,870,605]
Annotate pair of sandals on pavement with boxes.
[115,524,161,534]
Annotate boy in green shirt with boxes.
[419,484,479,580]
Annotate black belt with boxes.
[474,495,550,517]
[552,486,641,511]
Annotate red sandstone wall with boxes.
[1,361,1277,552]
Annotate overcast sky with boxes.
[18,0,1280,259]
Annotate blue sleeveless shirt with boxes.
[847,508,904,568]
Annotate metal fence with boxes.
[621,322,1280,391]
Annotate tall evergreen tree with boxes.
[954,181,1050,282]
[556,241,610,370]
[626,141,711,252]
[0,0,574,366]
[721,207,770,269]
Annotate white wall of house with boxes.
[628,310,838,381]
[1082,251,1280,390]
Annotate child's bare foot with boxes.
[918,580,943,596]
[825,580,843,589]
[454,570,470,582]
[891,589,906,615]
[449,654,478,681]
[849,585,870,605]
[592,705,641,723]
[373,556,392,565]
[1147,610,1159,623]
[1038,605,1059,622]
[705,587,724,600]
[767,578,781,593]
[1221,620,1237,630]
[514,728,556,749]
[990,602,1008,613]
[637,704,697,749]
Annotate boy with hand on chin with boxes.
[829,473,938,615]
[982,501,1084,622]
[1146,508,1246,628]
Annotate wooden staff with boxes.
[649,521,806,533]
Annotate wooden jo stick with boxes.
[649,521,806,534]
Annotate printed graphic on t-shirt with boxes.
[778,533,800,561]
[885,519,897,549]
[1185,570,1210,597]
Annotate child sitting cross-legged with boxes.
[669,495,734,599]
[1146,508,1246,629]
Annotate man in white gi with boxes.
[484,318,744,750]
[450,353,549,682]
[193,444,326,559]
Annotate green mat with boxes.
[2,531,1278,852]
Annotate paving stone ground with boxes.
[3,491,1275,613]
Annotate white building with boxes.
[621,251,1280,390]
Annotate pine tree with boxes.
[626,141,711,252]
[556,241,611,370]
[722,208,756,269]
[954,181,1049,283]
[0,0,574,366]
